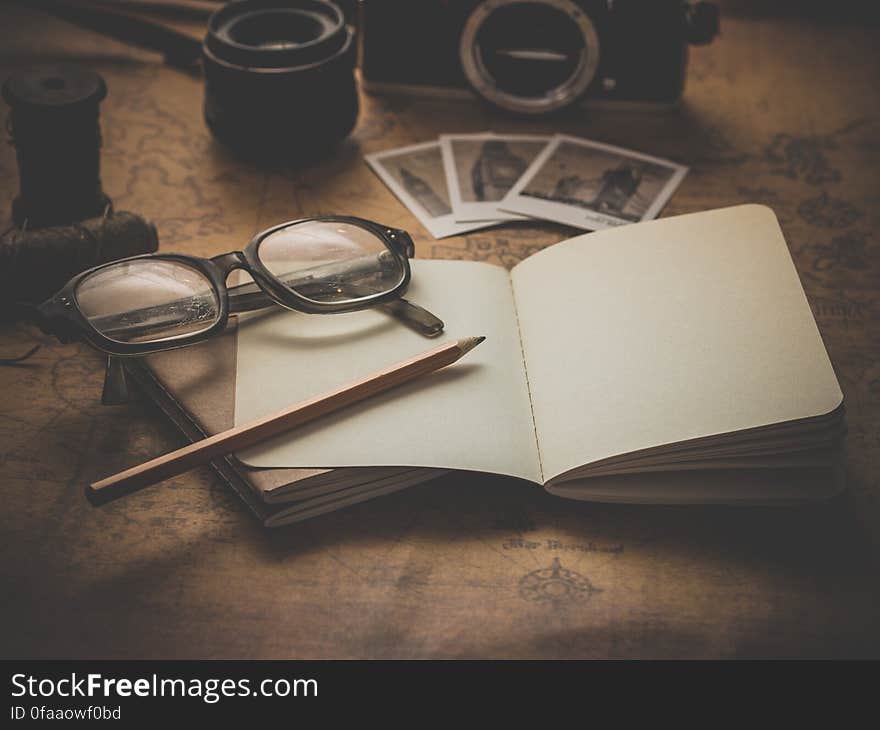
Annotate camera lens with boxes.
[460,0,600,115]
[202,0,358,160]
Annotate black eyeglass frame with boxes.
[36,216,421,357]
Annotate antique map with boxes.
[1,4,878,657]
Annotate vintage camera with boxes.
[359,0,719,114]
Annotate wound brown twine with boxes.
[2,64,110,229]
[0,211,160,317]
[0,208,159,362]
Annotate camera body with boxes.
[359,0,718,114]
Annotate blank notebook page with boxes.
[234,259,541,483]
[511,204,843,482]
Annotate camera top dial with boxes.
[459,0,601,114]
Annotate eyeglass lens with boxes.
[256,220,405,304]
[75,259,220,344]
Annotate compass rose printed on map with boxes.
[519,558,602,607]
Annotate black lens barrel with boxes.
[202,0,358,161]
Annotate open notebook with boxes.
[132,205,845,526]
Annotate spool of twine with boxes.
[3,64,110,229]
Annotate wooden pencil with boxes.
[87,336,485,505]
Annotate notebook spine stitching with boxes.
[508,275,545,484]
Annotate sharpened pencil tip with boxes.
[457,336,486,358]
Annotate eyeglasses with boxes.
[34,216,444,358]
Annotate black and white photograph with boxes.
[366,141,502,239]
[440,133,550,222]
[501,135,689,231]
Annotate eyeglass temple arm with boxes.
[228,279,443,337]
[376,298,444,337]
[227,255,444,336]
[102,355,130,405]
